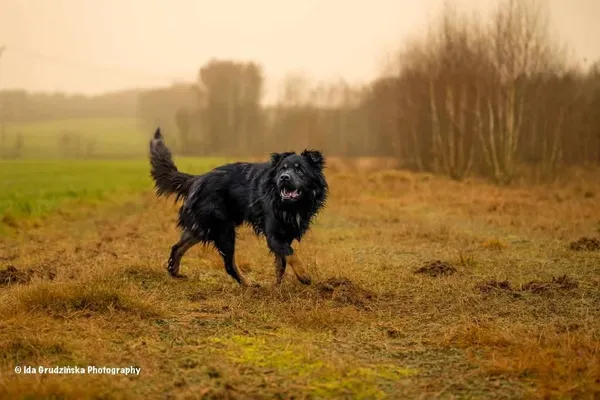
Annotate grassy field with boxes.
[0,157,599,399]
[0,118,150,159]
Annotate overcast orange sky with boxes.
[1,0,599,102]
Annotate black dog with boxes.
[149,128,328,286]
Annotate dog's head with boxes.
[269,150,326,204]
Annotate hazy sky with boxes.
[1,0,599,102]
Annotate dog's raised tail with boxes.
[149,128,194,201]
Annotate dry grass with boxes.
[1,163,599,399]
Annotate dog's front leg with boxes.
[273,252,311,286]
[267,235,292,285]
[268,237,311,286]
[287,252,312,286]
[274,254,287,286]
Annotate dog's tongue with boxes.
[282,189,299,198]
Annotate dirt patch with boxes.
[0,265,34,286]
[521,275,578,294]
[569,237,600,251]
[414,260,457,277]
[476,280,513,293]
[476,275,579,296]
[475,280,523,298]
[315,277,376,309]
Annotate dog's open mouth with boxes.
[280,188,301,200]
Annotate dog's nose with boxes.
[280,173,291,181]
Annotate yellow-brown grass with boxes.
[1,165,599,399]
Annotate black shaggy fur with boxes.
[149,128,328,286]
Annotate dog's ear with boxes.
[270,152,294,167]
[301,149,325,170]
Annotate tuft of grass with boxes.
[456,251,478,268]
[0,337,69,364]
[482,238,508,250]
[1,280,164,319]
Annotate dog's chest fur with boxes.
[277,207,313,240]
[281,210,303,229]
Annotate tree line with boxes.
[0,89,140,122]
[137,0,600,183]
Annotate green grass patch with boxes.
[210,333,416,399]
[0,157,229,230]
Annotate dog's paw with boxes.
[295,274,312,286]
[166,257,182,276]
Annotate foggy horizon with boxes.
[1,0,599,103]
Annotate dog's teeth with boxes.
[281,188,300,199]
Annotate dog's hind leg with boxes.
[167,230,199,278]
[214,226,256,287]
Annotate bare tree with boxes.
[478,0,568,183]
